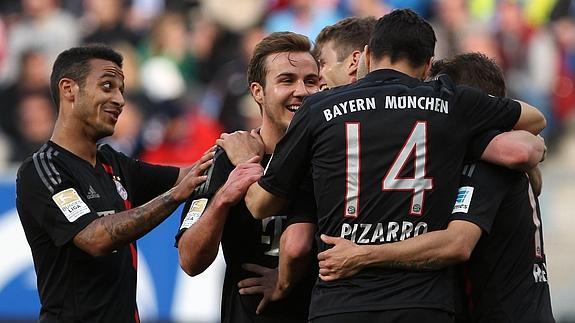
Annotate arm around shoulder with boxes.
[481,130,546,170]
[318,220,483,280]
[514,100,546,135]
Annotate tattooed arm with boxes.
[73,154,213,257]
[317,220,482,281]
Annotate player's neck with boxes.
[370,57,427,80]
[259,122,284,154]
[51,119,98,166]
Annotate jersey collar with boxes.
[360,69,421,86]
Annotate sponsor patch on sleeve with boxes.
[52,188,91,222]
[452,186,474,214]
[180,198,208,230]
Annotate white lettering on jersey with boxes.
[323,97,376,121]
[384,96,448,114]
[52,188,91,222]
[340,221,428,244]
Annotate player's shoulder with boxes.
[462,161,522,182]
[96,143,127,163]
[97,143,117,155]
[193,147,234,196]
[17,143,66,194]
[425,73,458,98]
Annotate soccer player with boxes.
[314,16,377,90]
[243,9,546,322]
[15,45,220,322]
[176,32,319,323]
[317,53,555,323]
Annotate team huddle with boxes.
[16,9,554,323]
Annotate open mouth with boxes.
[320,84,329,91]
[286,105,300,113]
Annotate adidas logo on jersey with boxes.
[86,186,100,199]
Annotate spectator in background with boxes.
[140,11,197,91]
[11,92,56,162]
[188,11,244,86]
[81,0,139,45]
[0,49,52,149]
[429,0,469,59]
[200,24,266,132]
[1,0,79,85]
[265,0,343,40]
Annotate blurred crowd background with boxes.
[0,0,574,168]
[1,0,575,321]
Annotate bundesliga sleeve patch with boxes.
[52,188,91,222]
[452,186,474,214]
[180,198,208,230]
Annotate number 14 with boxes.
[345,121,433,218]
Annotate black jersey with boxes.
[451,162,555,322]
[176,148,316,323]
[16,141,178,323]
[259,69,521,319]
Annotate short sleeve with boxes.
[457,87,521,136]
[450,162,512,234]
[16,162,98,247]
[259,104,314,198]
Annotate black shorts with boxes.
[310,308,454,323]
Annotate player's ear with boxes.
[348,50,362,81]
[423,57,434,80]
[59,78,78,104]
[250,82,264,106]
[364,45,371,72]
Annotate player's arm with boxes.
[481,131,545,170]
[238,222,316,314]
[527,165,543,197]
[245,182,289,220]
[73,152,214,257]
[178,158,263,276]
[276,222,316,294]
[514,100,546,135]
[216,128,285,219]
[318,220,482,281]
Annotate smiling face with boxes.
[74,58,125,139]
[253,51,319,133]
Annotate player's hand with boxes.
[216,129,264,165]
[527,165,543,197]
[317,234,368,281]
[171,151,214,202]
[237,263,286,315]
[216,156,263,206]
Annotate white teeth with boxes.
[287,105,300,112]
